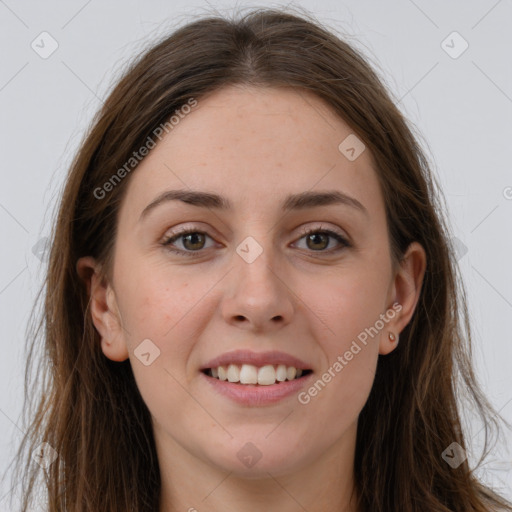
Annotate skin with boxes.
[78,85,426,512]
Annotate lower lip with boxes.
[200,371,314,406]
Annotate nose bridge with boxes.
[222,231,293,328]
[234,232,280,298]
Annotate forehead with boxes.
[119,85,384,222]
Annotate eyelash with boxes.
[161,225,351,258]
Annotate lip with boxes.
[201,370,314,406]
[201,349,312,371]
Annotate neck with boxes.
[157,422,360,512]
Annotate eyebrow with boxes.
[139,188,368,221]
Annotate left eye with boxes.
[293,228,350,253]
[161,227,350,256]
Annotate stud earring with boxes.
[388,332,397,342]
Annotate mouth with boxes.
[201,364,313,386]
[200,349,314,405]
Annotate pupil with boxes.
[184,233,204,250]
[308,233,327,250]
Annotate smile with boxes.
[203,364,313,385]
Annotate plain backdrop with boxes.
[0,0,511,507]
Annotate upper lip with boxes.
[201,349,312,370]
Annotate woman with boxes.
[11,6,512,512]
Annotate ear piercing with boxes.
[388,332,398,343]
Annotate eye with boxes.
[161,224,351,257]
[293,226,350,253]
[161,228,215,256]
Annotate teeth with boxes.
[208,363,307,385]
[286,366,297,380]
[276,364,287,381]
[257,365,276,386]
[240,364,258,384]
[217,366,227,381]
[227,364,240,383]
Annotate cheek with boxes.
[315,261,391,347]
[113,258,216,390]
[304,259,390,407]
[298,347,377,451]
[298,280,384,438]
[114,256,200,343]
[114,268,204,430]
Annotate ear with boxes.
[379,241,427,355]
[76,256,129,362]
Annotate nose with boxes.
[220,239,294,332]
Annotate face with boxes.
[81,85,425,480]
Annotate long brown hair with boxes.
[9,6,512,511]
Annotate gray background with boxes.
[0,0,511,507]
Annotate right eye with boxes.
[161,228,216,256]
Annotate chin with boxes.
[202,437,311,478]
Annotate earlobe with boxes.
[76,256,129,362]
[379,241,427,355]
